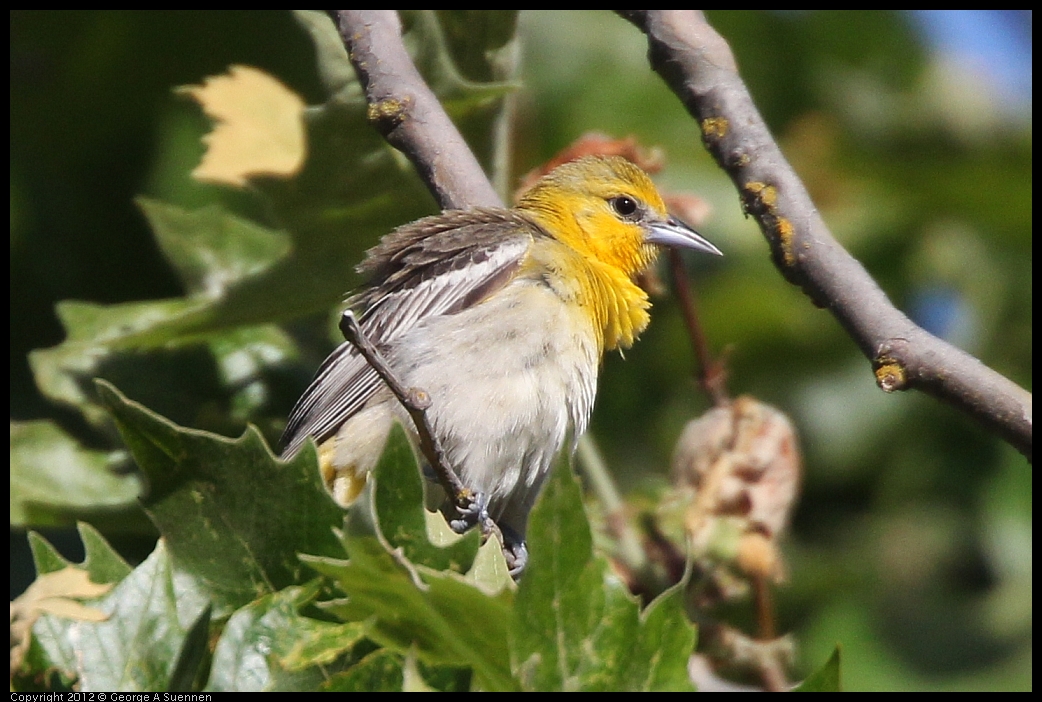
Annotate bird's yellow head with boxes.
[516,155,720,351]
[516,155,719,277]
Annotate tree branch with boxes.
[330,10,503,210]
[619,10,1032,461]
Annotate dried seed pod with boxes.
[672,396,801,582]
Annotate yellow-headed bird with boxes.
[281,155,721,572]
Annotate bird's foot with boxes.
[499,523,528,579]
[448,489,489,534]
[503,540,528,578]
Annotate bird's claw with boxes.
[498,523,528,578]
[503,539,528,578]
[448,490,489,534]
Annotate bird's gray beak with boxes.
[646,217,722,256]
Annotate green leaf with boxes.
[143,197,293,297]
[299,421,514,689]
[21,523,129,598]
[303,538,518,691]
[322,648,405,691]
[78,521,134,584]
[26,531,75,576]
[794,645,842,692]
[628,585,700,691]
[372,422,480,572]
[11,420,141,526]
[13,523,134,692]
[206,585,368,692]
[402,11,520,189]
[18,538,211,692]
[293,10,358,102]
[463,528,516,594]
[207,324,303,422]
[12,542,100,690]
[27,198,295,423]
[511,460,696,691]
[96,379,345,615]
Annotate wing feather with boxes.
[280,209,540,457]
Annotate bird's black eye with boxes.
[609,195,640,219]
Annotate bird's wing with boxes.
[280,209,539,458]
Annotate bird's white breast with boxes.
[387,278,599,534]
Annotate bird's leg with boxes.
[498,524,529,577]
[340,311,508,559]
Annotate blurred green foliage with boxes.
[10,10,1031,691]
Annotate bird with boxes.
[280,155,721,573]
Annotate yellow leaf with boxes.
[34,598,110,622]
[184,65,307,187]
[10,567,113,671]
[18,567,113,604]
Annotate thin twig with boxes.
[339,311,503,547]
[669,248,730,406]
[619,10,1032,461]
[753,575,776,641]
[576,435,648,574]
